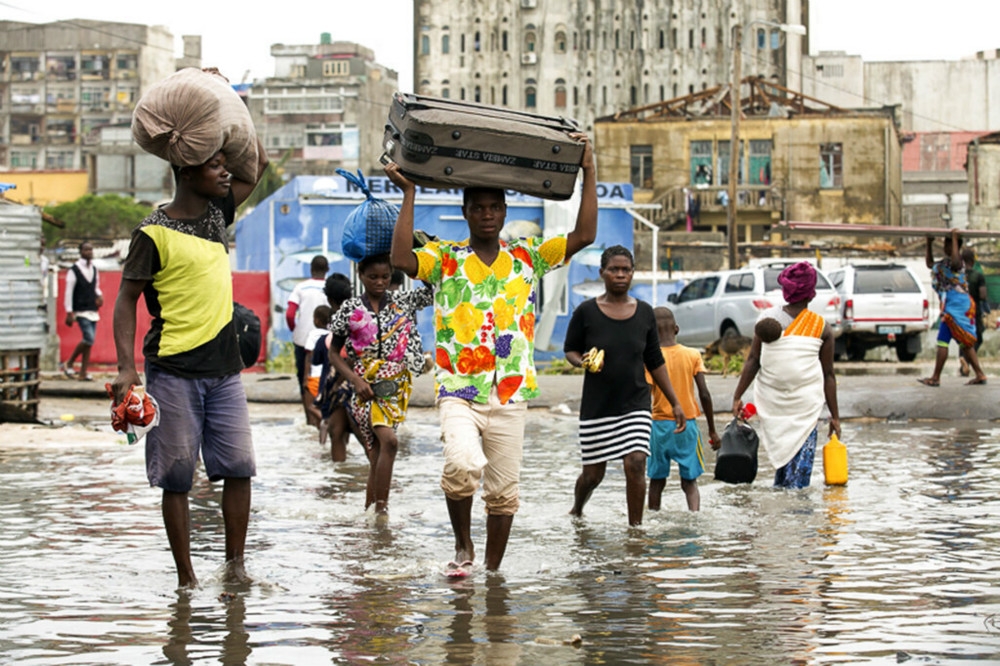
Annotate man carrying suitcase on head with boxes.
[386,134,597,576]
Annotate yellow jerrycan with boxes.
[823,433,848,486]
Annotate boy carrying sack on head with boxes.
[647,307,721,511]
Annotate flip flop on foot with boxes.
[966,377,987,385]
[917,378,940,387]
[445,560,474,579]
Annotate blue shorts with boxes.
[647,419,705,481]
[144,364,256,493]
[773,428,817,489]
[77,317,96,345]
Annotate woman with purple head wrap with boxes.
[730,262,841,489]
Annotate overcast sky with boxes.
[5,0,997,93]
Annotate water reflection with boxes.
[1,417,999,664]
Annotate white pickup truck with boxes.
[667,262,843,348]
[826,263,930,362]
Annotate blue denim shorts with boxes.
[144,364,256,493]
[77,317,96,345]
[647,419,705,481]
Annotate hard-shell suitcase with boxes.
[382,92,585,200]
[714,418,759,484]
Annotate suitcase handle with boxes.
[393,92,581,133]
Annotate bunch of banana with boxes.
[582,347,605,373]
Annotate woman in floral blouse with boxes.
[329,254,433,518]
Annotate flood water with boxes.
[2,410,1000,665]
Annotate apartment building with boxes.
[247,35,399,178]
[802,49,1000,230]
[0,19,185,204]
[412,0,807,131]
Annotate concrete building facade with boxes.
[248,36,399,179]
[412,0,808,132]
[0,19,186,205]
[594,81,903,246]
[802,49,1000,231]
[967,132,1000,231]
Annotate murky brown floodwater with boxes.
[2,410,1000,665]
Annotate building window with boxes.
[672,28,678,49]
[615,29,620,49]
[690,140,713,184]
[11,150,38,168]
[586,84,592,104]
[502,84,508,105]
[421,35,430,55]
[290,64,306,78]
[659,29,665,49]
[555,31,567,53]
[586,30,591,50]
[442,34,450,54]
[757,28,766,49]
[630,85,637,105]
[820,143,843,189]
[474,31,481,52]
[749,140,772,186]
[474,85,481,102]
[525,31,536,52]
[573,86,578,105]
[688,29,694,49]
[442,87,450,99]
[718,140,745,185]
[502,31,508,51]
[525,86,537,107]
[630,30,635,49]
[701,27,707,47]
[46,149,75,169]
[460,34,466,53]
[555,83,567,108]
[630,145,653,189]
[322,60,350,77]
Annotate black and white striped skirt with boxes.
[578,410,652,465]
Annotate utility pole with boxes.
[727,25,742,270]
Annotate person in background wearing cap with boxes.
[731,261,841,489]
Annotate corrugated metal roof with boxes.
[0,202,46,351]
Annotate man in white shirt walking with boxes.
[286,255,331,425]
[63,241,103,381]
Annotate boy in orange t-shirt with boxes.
[646,307,720,511]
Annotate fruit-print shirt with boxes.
[414,235,569,405]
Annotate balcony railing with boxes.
[647,184,783,227]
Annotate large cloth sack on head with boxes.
[337,169,399,262]
[132,68,259,183]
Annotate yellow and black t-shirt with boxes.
[122,193,242,378]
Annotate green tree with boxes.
[43,194,152,245]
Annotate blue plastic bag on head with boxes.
[337,168,399,262]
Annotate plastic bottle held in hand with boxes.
[739,402,756,421]
[823,433,848,486]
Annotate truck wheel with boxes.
[895,338,917,362]
[847,340,866,362]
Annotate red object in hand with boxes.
[740,402,756,420]
[106,383,157,433]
